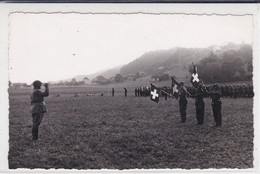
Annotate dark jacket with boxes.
[209,90,222,105]
[30,88,49,114]
[179,87,188,103]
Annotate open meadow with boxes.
[8,86,254,169]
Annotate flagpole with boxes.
[160,89,178,101]
[170,77,192,97]
[181,86,192,97]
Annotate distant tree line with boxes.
[9,81,31,88]
[52,78,86,86]
[190,45,253,83]
[91,72,144,85]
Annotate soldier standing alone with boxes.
[112,88,115,97]
[124,88,127,97]
[30,80,49,141]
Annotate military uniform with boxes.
[135,88,137,96]
[30,81,49,141]
[209,85,222,127]
[112,88,115,96]
[163,86,168,101]
[194,86,205,125]
[179,85,188,123]
[124,88,127,97]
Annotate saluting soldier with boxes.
[208,84,222,127]
[178,82,188,123]
[30,80,49,141]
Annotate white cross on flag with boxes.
[171,77,180,99]
[190,65,200,89]
[150,84,160,103]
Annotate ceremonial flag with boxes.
[190,65,200,89]
[171,78,180,99]
[150,84,160,103]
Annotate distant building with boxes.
[83,77,91,84]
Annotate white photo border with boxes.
[0,3,259,173]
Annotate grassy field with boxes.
[8,86,254,169]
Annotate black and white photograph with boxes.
[0,3,259,172]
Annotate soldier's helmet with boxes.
[180,82,184,86]
[32,80,42,89]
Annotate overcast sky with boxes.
[8,13,252,84]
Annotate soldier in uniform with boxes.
[134,88,137,96]
[238,85,243,98]
[178,82,188,123]
[192,83,206,125]
[228,85,233,98]
[233,85,238,99]
[112,88,115,97]
[124,88,127,97]
[208,84,222,127]
[248,84,254,98]
[30,80,49,141]
[163,86,168,101]
[242,84,247,97]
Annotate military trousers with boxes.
[195,101,205,125]
[179,100,188,122]
[32,113,44,141]
[212,103,222,126]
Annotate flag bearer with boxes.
[30,80,49,141]
[192,83,206,125]
[178,82,188,123]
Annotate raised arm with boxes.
[41,83,49,97]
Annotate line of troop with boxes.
[149,65,254,128]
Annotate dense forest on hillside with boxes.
[120,43,252,83]
[192,44,252,83]
[120,47,211,76]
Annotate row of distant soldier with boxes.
[187,84,254,98]
[135,84,254,98]
[134,87,150,97]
